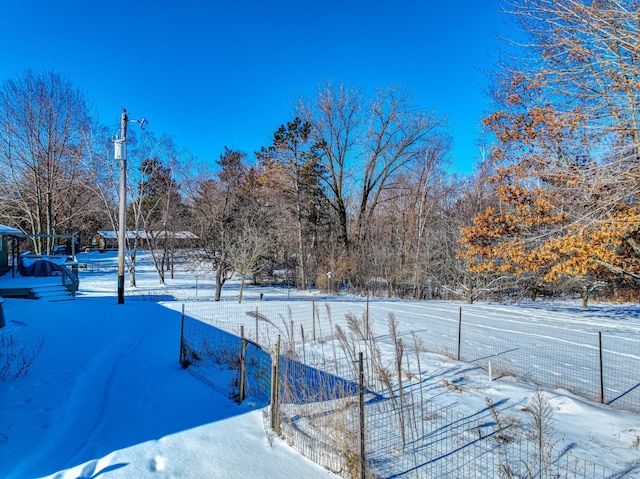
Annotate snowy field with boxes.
[2,250,640,478]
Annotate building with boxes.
[0,224,21,275]
[92,230,198,251]
[0,225,78,299]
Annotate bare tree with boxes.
[121,131,166,287]
[0,70,94,253]
[189,148,256,301]
[298,82,449,291]
[227,219,271,303]
[132,136,190,285]
[354,87,444,248]
[363,135,453,298]
[297,83,360,254]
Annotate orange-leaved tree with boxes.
[458,0,640,306]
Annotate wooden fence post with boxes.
[239,325,246,403]
[312,297,316,341]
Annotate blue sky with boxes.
[0,1,508,174]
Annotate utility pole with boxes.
[116,109,128,304]
[114,109,147,304]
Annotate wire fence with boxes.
[177,297,640,413]
[377,303,640,413]
[77,261,119,274]
[178,298,627,479]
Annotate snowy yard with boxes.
[2,251,640,478]
[178,296,640,478]
[0,252,339,479]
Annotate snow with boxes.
[0,224,21,234]
[2,250,640,478]
[0,252,339,479]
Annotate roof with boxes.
[139,231,199,240]
[96,230,198,240]
[0,224,21,235]
[97,231,138,240]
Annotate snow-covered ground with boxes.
[2,250,640,478]
[177,297,640,477]
[0,252,339,479]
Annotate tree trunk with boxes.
[215,260,225,301]
[582,287,589,309]
[129,263,136,287]
[238,276,246,303]
[296,203,307,290]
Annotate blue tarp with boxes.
[18,259,63,277]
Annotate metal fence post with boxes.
[359,351,366,479]
[365,296,370,340]
[271,335,281,435]
[457,307,462,361]
[599,331,604,404]
[239,325,246,403]
[255,306,259,344]
[179,303,186,367]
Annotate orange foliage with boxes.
[459,180,640,284]
[465,1,640,289]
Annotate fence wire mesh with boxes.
[178,298,628,478]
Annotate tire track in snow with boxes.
[61,321,157,469]
[9,319,155,478]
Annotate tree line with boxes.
[2,0,639,306]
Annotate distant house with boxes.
[138,230,199,248]
[92,231,137,251]
[92,230,198,251]
[0,224,21,275]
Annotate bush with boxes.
[0,333,43,382]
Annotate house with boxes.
[92,231,137,251]
[138,230,199,248]
[92,230,198,251]
[0,225,80,299]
